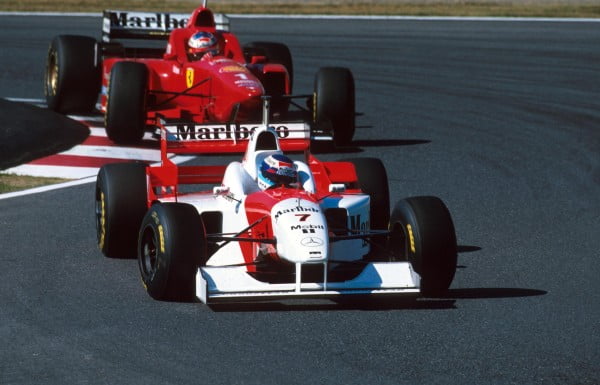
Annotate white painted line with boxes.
[4,97,46,104]
[60,145,161,162]
[88,127,107,137]
[0,12,598,22]
[2,164,100,179]
[67,114,104,122]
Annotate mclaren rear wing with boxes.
[101,10,230,42]
[158,120,312,158]
[145,115,311,203]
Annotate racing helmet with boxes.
[187,31,218,61]
[258,154,297,190]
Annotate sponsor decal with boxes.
[221,192,240,204]
[158,225,165,253]
[151,211,166,253]
[291,224,324,234]
[106,11,188,30]
[166,123,307,141]
[407,224,416,253]
[186,68,194,88]
[309,251,323,259]
[210,58,231,66]
[219,65,247,73]
[233,73,261,89]
[300,237,324,247]
[235,80,262,89]
[98,192,106,249]
[274,206,320,221]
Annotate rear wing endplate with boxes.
[102,10,230,42]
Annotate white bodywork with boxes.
[164,125,424,303]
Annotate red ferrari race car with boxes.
[44,1,355,146]
[94,99,458,304]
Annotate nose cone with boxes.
[271,198,329,264]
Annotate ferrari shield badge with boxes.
[186,68,194,88]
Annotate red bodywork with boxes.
[99,6,290,125]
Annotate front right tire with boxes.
[388,196,457,294]
[138,203,207,301]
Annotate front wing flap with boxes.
[196,262,420,304]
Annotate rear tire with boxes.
[388,196,457,294]
[313,67,355,146]
[44,35,100,113]
[244,41,293,90]
[95,163,148,258]
[105,62,147,144]
[342,158,390,230]
[138,203,207,301]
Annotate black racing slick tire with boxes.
[313,67,355,146]
[388,196,457,294]
[138,203,207,302]
[342,158,390,231]
[95,163,148,258]
[44,35,100,113]
[105,61,148,144]
[244,41,294,90]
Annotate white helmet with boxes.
[187,31,218,61]
[257,154,297,190]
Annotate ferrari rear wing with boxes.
[101,10,230,42]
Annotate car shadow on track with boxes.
[207,287,547,313]
[312,139,430,154]
[207,243,548,312]
[0,99,90,169]
[436,288,547,300]
[208,297,457,312]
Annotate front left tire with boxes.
[313,67,355,146]
[105,61,148,144]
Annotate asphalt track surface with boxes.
[1,14,599,385]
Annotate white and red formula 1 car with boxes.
[95,100,457,304]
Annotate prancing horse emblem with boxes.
[186,68,194,88]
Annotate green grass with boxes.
[0,174,69,194]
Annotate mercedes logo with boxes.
[301,237,324,247]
